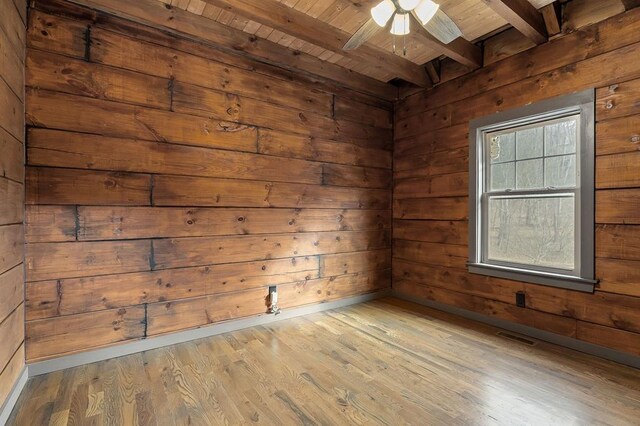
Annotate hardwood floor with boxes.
[8,297,640,425]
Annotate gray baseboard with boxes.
[28,290,391,377]
[0,367,28,426]
[393,291,640,370]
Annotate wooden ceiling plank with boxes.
[200,0,431,87]
[482,0,548,44]
[69,0,397,100]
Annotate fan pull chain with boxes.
[392,31,396,54]
[402,13,407,56]
[403,32,407,56]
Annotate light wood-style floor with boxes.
[9,298,640,425]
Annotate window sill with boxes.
[467,262,597,293]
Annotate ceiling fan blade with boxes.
[343,18,383,50]
[412,8,463,44]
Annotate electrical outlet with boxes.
[515,291,526,308]
[268,286,281,315]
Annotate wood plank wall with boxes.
[394,6,640,356]
[0,0,26,409]
[24,0,393,362]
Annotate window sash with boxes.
[480,191,580,276]
[467,89,596,293]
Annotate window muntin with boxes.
[468,90,596,293]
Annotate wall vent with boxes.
[496,331,536,346]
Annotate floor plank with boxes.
[9,297,640,425]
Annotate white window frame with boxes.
[468,90,596,293]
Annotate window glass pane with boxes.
[516,159,543,189]
[487,195,575,270]
[516,127,543,160]
[545,119,577,156]
[545,155,576,188]
[490,133,515,163]
[490,162,515,191]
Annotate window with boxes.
[468,90,596,292]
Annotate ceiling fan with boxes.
[344,0,463,54]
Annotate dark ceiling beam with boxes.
[621,0,640,10]
[482,0,548,44]
[540,2,561,36]
[412,24,482,69]
[201,0,432,87]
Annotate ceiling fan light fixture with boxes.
[371,0,395,27]
[398,0,421,11]
[390,12,411,35]
[414,0,439,25]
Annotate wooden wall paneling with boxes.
[393,220,468,246]
[561,0,625,34]
[26,49,172,109]
[24,0,393,360]
[278,269,391,308]
[0,225,24,275]
[73,207,390,241]
[26,239,152,282]
[392,259,524,304]
[146,287,270,336]
[0,305,25,374]
[0,127,24,183]
[257,129,392,168]
[26,256,320,321]
[88,28,336,115]
[171,81,391,142]
[58,0,398,99]
[393,5,640,357]
[152,175,390,209]
[0,178,23,225]
[0,345,24,409]
[0,79,23,141]
[596,189,640,224]
[396,7,640,119]
[26,167,152,206]
[576,321,640,355]
[26,90,260,153]
[320,249,391,277]
[596,258,640,297]
[596,152,640,189]
[152,230,390,270]
[393,280,577,337]
[25,205,77,243]
[0,266,23,322]
[393,197,468,221]
[26,305,146,361]
[0,0,25,408]
[27,4,394,109]
[26,130,322,185]
[595,114,640,156]
[398,43,640,141]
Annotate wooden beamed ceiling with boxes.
[199,0,432,87]
[76,0,580,97]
